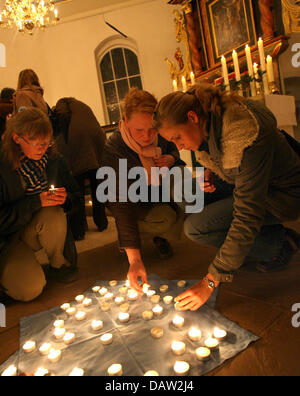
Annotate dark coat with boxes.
[53,98,106,177]
[0,149,82,275]
[195,99,300,282]
[102,131,185,249]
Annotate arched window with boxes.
[0,43,6,68]
[96,37,143,125]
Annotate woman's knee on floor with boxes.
[4,269,46,302]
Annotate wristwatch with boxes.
[203,277,215,290]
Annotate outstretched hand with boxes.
[174,277,219,311]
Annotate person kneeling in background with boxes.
[0,107,81,302]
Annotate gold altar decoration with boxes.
[165,6,193,90]
[282,0,300,34]
[0,0,60,34]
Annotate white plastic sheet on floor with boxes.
[0,274,259,376]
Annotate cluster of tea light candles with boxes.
[12,280,228,377]
[221,38,274,95]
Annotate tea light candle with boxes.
[60,303,70,311]
[177,280,186,288]
[150,327,164,339]
[172,315,185,328]
[23,341,36,353]
[213,327,227,341]
[142,310,154,321]
[104,293,114,301]
[109,280,118,287]
[118,312,130,323]
[39,343,52,356]
[160,284,169,293]
[35,367,49,377]
[108,363,123,376]
[75,311,86,321]
[147,290,156,298]
[63,332,75,345]
[151,294,161,304]
[173,361,189,376]
[100,333,113,345]
[188,327,202,341]
[114,296,125,305]
[1,365,17,376]
[66,307,76,316]
[49,185,56,194]
[125,280,130,287]
[92,286,100,293]
[142,283,150,293]
[128,290,138,301]
[69,368,84,377]
[53,327,66,340]
[100,302,111,312]
[119,303,129,312]
[83,298,92,307]
[196,347,211,361]
[204,337,219,350]
[48,348,62,363]
[53,320,64,328]
[144,370,159,376]
[163,295,173,305]
[91,320,103,331]
[152,305,163,316]
[99,287,108,296]
[171,341,186,355]
[119,286,128,294]
[75,295,84,303]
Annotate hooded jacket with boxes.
[13,85,48,114]
[195,99,300,282]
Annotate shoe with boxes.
[153,237,173,260]
[46,265,79,284]
[256,228,300,273]
[97,218,108,232]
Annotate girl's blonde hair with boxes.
[153,83,244,130]
[122,87,157,120]
[17,69,44,94]
[2,107,54,169]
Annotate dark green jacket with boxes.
[195,99,300,282]
[0,150,81,273]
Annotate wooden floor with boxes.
[1,218,300,376]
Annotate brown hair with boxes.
[17,69,44,94]
[122,87,157,120]
[152,83,244,131]
[2,107,55,169]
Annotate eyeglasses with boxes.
[20,136,54,149]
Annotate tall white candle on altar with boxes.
[221,56,230,91]
[232,50,241,81]
[245,45,256,97]
[173,79,178,92]
[258,37,269,94]
[190,71,195,86]
[266,55,275,82]
[182,76,187,92]
[258,37,266,71]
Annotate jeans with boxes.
[184,195,285,262]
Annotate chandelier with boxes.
[0,0,60,34]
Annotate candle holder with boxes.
[269,81,280,94]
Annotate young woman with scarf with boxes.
[0,107,81,302]
[102,88,186,293]
[153,83,300,311]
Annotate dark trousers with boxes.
[69,169,108,239]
